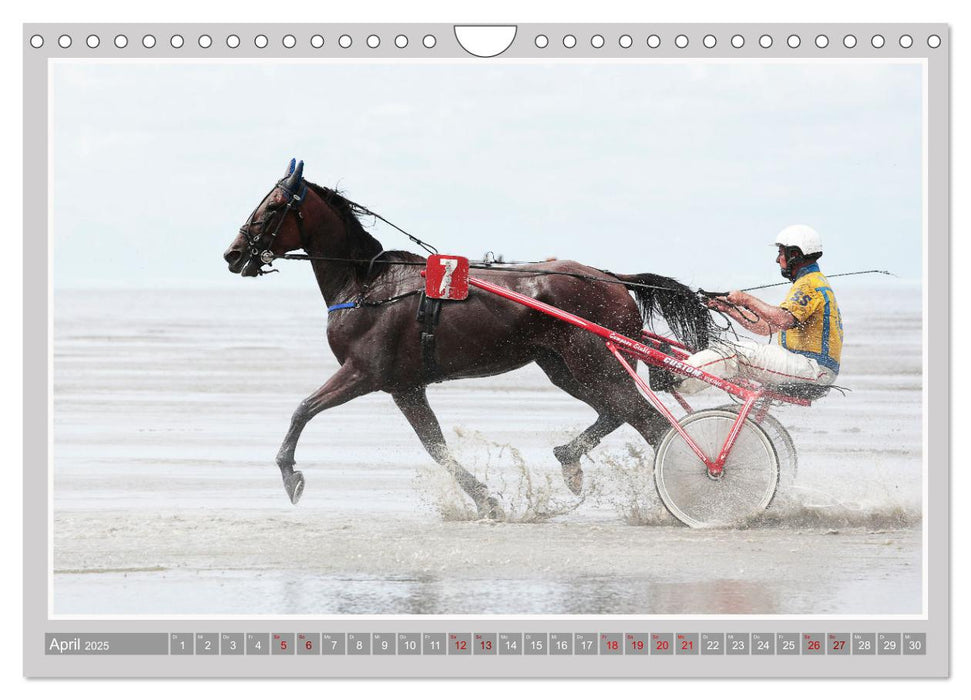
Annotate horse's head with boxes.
[224,159,310,277]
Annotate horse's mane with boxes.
[304,180,425,282]
[304,181,382,260]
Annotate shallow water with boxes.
[52,282,923,615]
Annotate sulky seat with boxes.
[770,382,833,402]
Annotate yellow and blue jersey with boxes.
[778,263,843,374]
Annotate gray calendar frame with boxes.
[23,22,949,678]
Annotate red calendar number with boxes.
[607,641,619,651]
[656,640,670,651]
[832,640,845,651]
[631,640,644,651]
[681,640,694,651]
[455,640,467,651]
[808,640,821,651]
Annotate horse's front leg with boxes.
[392,387,504,520]
[276,362,377,504]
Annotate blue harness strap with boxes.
[327,301,358,313]
[327,289,423,314]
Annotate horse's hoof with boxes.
[478,497,505,521]
[284,471,305,505]
[561,463,584,495]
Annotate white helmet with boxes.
[774,224,822,256]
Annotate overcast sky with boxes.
[51,60,922,290]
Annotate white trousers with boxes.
[677,339,837,395]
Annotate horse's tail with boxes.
[612,272,715,352]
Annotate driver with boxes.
[675,225,843,395]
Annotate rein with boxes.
[244,179,890,343]
[308,254,679,314]
[252,187,703,300]
[344,202,438,256]
[269,251,699,299]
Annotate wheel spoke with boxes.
[655,410,779,527]
[715,404,797,485]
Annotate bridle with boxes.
[238,174,308,275]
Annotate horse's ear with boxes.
[284,158,296,177]
[282,160,304,193]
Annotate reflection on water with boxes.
[55,569,911,616]
[648,580,777,615]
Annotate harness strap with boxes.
[327,301,358,312]
[327,289,423,314]
[416,292,444,383]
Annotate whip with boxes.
[740,269,895,292]
[698,270,896,298]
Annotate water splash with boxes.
[588,442,921,530]
[590,443,678,526]
[413,428,584,523]
[743,489,921,530]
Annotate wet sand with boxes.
[54,510,919,615]
[52,284,923,615]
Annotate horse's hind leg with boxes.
[276,362,378,504]
[546,342,671,458]
[553,414,624,494]
[392,387,504,520]
[535,352,623,494]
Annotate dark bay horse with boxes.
[223,160,715,517]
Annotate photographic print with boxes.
[51,57,924,616]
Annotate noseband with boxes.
[238,178,308,274]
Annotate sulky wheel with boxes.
[714,404,797,486]
[654,409,779,528]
